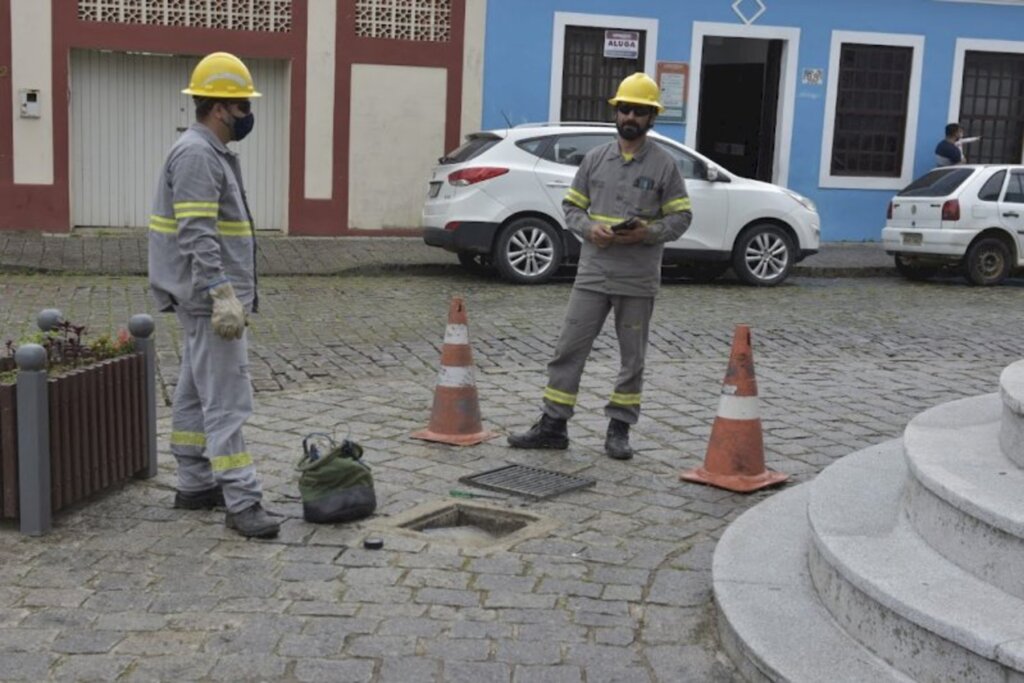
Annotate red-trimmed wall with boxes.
[0,0,465,235]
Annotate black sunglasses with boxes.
[616,104,654,117]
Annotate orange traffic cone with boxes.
[680,325,787,493]
[412,297,497,446]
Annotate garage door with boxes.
[70,50,289,231]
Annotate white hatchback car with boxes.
[882,165,1024,285]
[422,123,820,286]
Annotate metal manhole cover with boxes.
[459,464,596,500]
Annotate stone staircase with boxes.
[713,360,1024,682]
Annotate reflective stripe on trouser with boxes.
[542,288,654,424]
[172,310,262,513]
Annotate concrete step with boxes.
[808,439,1024,682]
[903,392,1024,598]
[1000,360,1024,467]
[713,480,911,683]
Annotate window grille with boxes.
[561,26,645,122]
[959,51,1024,164]
[354,0,451,43]
[830,43,913,177]
[77,0,292,33]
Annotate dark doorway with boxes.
[696,37,782,181]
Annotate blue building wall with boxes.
[480,0,1024,241]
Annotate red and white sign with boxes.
[604,30,640,60]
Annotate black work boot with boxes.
[225,502,281,539]
[507,414,569,450]
[605,419,634,460]
[174,486,225,510]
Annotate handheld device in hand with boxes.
[610,217,637,233]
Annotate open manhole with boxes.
[398,504,535,545]
[459,464,596,500]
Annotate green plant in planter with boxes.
[2,319,136,385]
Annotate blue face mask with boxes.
[230,112,255,142]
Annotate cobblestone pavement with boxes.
[0,271,1022,682]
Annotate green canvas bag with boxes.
[296,434,377,524]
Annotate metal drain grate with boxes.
[459,464,596,500]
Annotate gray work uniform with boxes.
[542,138,692,424]
[148,123,262,513]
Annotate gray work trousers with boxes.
[170,310,262,513]
[542,288,655,425]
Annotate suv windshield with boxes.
[438,135,500,165]
[898,168,975,197]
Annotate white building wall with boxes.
[460,0,486,139]
[11,0,53,185]
[348,64,446,229]
[304,0,337,200]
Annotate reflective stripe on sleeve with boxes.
[149,215,178,234]
[543,386,577,406]
[589,213,630,225]
[216,220,253,237]
[174,201,219,220]
[211,452,254,472]
[565,188,591,209]
[661,197,693,214]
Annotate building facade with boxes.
[0,0,485,234]
[481,0,1024,240]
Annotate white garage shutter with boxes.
[70,50,289,231]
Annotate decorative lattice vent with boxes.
[77,0,292,33]
[355,0,451,43]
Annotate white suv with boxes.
[882,165,1024,285]
[422,123,820,286]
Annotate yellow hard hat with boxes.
[182,52,261,99]
[608,73,664,113]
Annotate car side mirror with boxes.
[705,165,719,182]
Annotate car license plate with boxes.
[428,181,442,198]
[902,232,922,246]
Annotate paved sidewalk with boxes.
[0,229,894,277]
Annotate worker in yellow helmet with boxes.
[508,73,693,460]
[148,52,279,538]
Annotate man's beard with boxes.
[616,120,648,141]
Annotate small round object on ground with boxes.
[363,537,384,550]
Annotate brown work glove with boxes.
[209,282,245,340]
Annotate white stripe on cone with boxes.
[716,394,760,420]
[437,365,475,388]
[444,324,469,345]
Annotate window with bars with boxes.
[77,0,292,33]
[354,0,451,43]
[560,26,645,122]
[829,43,913,177]
[958,51,1024,164]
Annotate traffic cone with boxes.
[412,297,497,446]
[680,325,787,493]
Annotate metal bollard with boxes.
[129,314,158,479]
[16,344,50,536]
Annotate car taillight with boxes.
[448,167,509,186]
[941,199,960,221]
[887,201,893,220]
[444,221,460,232]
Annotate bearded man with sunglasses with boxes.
[148,52,279,538]
[509,72,693,460]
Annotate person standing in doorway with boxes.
[507,73,693,460]
[935,123,966,166]
[148,51,279,538]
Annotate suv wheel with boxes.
[964,237,1011,286]
[732,224,794,286]
[894,254,937,281]
[494,217,563,284]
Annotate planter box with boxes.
[0,314,157,534]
